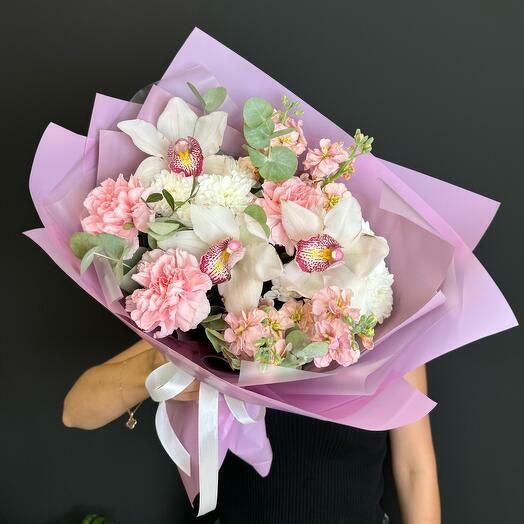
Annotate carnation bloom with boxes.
[125,248,212,337]
[117,96,227,184]
[224,308,267,358]
[270,115,307,155]
[311,286,360,322]
[312,319,360,368]
[82,174,153,246]
[258,177,322,255]
[303,139,349,181]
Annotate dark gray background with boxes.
[1,1,522,523]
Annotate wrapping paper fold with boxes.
[25,28,517,510]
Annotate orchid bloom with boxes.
[117,97,227,185]
[278,195,389,298]
[157,205,283,313]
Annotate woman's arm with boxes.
[390,366,441,524]
[62,339,199,430]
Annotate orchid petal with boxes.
[281,200,323,242]
[322,264,355,289]
[344,234,390,277]
[190,205,239,245]
[243,243,283,282]
[203,154,237,176]
[193,111,228,156]
[157,230,208,258]
[218,265,263,314]
[240,213,268,242]
[156,97,198,143]
[117,119,169,158]
[279,260,324,298]
[324,194,363,247]
[134,156,167,187]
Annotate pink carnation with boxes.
[303,139,349,181]
[258,177,322,254]
[270,115,307,155]
[224,308,267,359]
[82,174,153,240]
[125,249,212,338]
[311,286,360,321]
[312,319,360,368]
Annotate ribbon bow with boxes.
[146,361,266,515]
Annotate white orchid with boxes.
[277,194,390,299]
[158,205,282,313]
[117,97,227,186]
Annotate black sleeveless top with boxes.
[215,409,388,523]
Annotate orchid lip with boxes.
[167,136,204,177]
[199,238,245,284]
[295,234,344,273]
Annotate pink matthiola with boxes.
[224,308,267,359]
[258,177,322,254]
[82,174,153,239]
[125,249,212,338]
[280,298,315,336]
[270,115,307,155]
[311,286,361,321]
[321,182,350,210]
[312,319,360,368]
[264,305,295,337]
[303,139,349,181]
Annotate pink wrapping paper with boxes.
[25,28,517,505]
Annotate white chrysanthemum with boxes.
[149,170,194,222]
[349,260,394,323]
[193,171,254,213]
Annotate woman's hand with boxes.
[62,339,199,430]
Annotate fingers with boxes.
[174,380,200,402]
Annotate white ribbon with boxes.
[145,362,266,516]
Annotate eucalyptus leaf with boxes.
[203,86,227,112]
[123,247,147,274]
[294,341,329,359]
[119,262,141,293]
[244,204,270,237]
[97,233,128,260]
[243,119,275,149]
[80,246,100,274]
[69,232,99,259]
[280,353,307,368]
[285,329,311,352]
[271,127,294,139]
[204,318,227,331]
[243,97,273,128]
[202,313,224,323]
[147,234,158,249]
[148,221,180,236]
[187,82,206,108]
[259,146,298,181]
[247,146,268,168]
[205,328,226,354]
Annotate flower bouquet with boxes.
[26,28,517,515]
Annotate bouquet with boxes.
[26,28,517,515]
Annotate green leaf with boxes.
[204,318,227,331]
[203,86,227,112]
[259,146,298,181]
[147,234,158,249]
[146,192,163,203]
[80,246,100,274]
[243,119,275,149]
[162,189,175,211]
[97,233,128,260]
[123,247,147,274]
[148,221,180,236]
[69,232,99,259]
[246,146,268,168]
[243,97,273,128]
[187,82,206,108]
[205,328,227,354]
[280,353,307,368]
[285,329,311,352]
[244,204,270,237]
[202,313,224,323]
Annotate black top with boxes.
[215,409,388,524]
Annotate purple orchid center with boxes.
[167,136,204,177]
[200,238,245,284]
[295,234,344,273]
